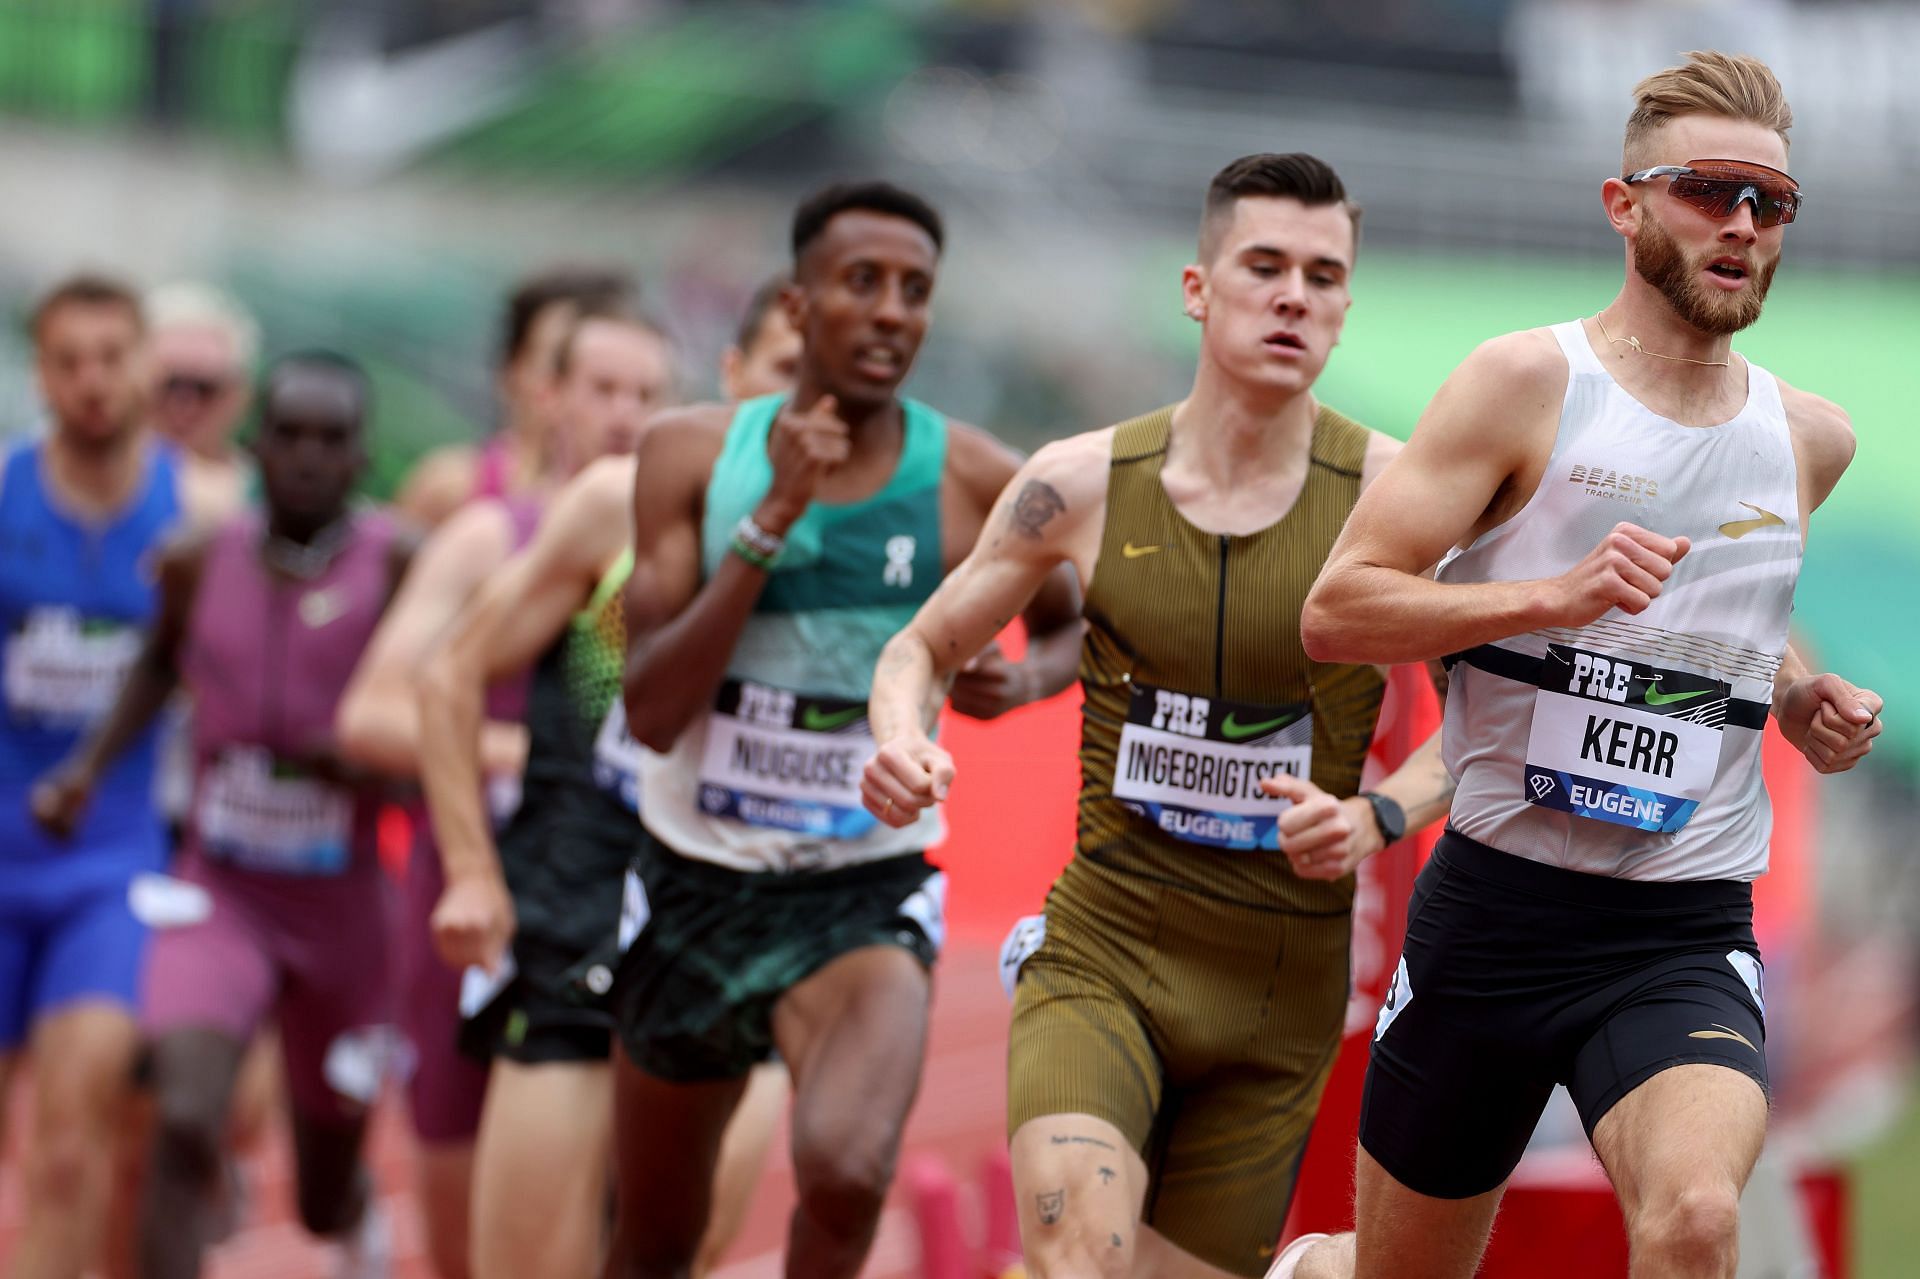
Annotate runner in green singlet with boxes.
[605,182,1084,1279]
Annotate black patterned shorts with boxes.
[612,830,944,1082]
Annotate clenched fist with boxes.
[1776,672,1881,775]
[432,871,516,974]
[759,395,853,532]
[1542,522,1691,627]
[863,737,955,828]
[1260,772,1383,880]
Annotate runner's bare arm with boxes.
[337,500,519,778]
[418,458,632,901]
[393,444,480,528]
[943,425,1086,720]
[1357,426,1404,491]
[1258,656,1454,880]
[622,400,849,752]
[1769,392,1878,773]
[1261,728,1454,881]
[29,532,208,839]
[1780,379,1856,524]
[1357,429,1409,684]
[1306,330,1693,664]
[864,435,1104,823]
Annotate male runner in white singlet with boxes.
[1276,50,1882,1279]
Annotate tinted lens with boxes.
[161,374,225,402]
[1670,162,1802,228]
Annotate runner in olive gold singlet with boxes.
[865,154,1456,1279]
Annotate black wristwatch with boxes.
[1359,791,1407,845]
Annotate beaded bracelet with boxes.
[731,514,785,571]
[731,532,778,571]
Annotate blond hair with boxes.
[146,281,261,372]
[1625,51,1793,168]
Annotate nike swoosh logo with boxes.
[800,704,866,732]
[1122,542,1162,559]
[1688,1024,1758,1052]
[1718,502,1785,540]
[300,591,347,629]
[1644,687,1712,707]
[1221,712,1291,740]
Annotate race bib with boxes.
[1110,682,1312,850]
[4,608,140,728]
[592,701,646,813]
[197,745,354,875]
[697,679,876,838]
[1523,644,1728,833]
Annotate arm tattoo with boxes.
[1048,1133,1116,1151]
[1036,1189,1065,1225]
[876,643,916,678]
[1011,480,1066,539]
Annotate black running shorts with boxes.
[1360,830,1769,1200]
[612,831,944,1083]
[460,934,617,1066]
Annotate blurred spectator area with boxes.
[0,2,1912,261]
[0,0,1915,757]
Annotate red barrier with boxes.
[907,1155,972,1279]
[1289,664,1442,1238]
[1480,1159,1848,1277]
[979,1150,1023,1279]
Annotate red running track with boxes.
[0,943,1013,1279]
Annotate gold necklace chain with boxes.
[1594,314,1730,368]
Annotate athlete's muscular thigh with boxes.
[1011,1113,1147,1279]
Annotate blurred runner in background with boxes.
[394,266,635,528]
[337,304,672,1278]
[415,279,800,1278]
[0,276,215,1279]
[31,352,403,1278]
[341,267,644,1279]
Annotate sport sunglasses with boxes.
[1623,158,1804,228]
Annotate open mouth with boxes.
[1705,257,1749,285]
[1264,330,1306,353]
[852,343,905,379]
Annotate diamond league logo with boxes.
[1529,773,1556,800]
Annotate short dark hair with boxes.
[1200,153,1362,259]
[552,308,670,381]
[732,276,790,353]
[262,350,372,425]
[498,265,638,368]
[32,273,144,343]
[790,181,944,267]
